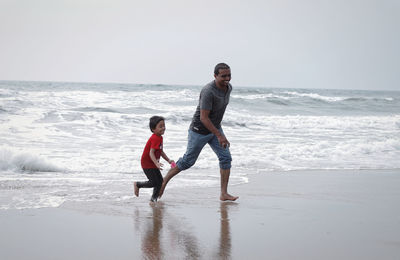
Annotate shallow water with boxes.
[1,80,399,209]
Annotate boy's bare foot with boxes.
[158,182,167,198]
[220,193,239,201]
[134,182,139,197]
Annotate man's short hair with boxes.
[149,116,165,131]
[214,63,230,75]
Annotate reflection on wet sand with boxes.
[134,201,236,259]
[141,202,164,259]
[135,202,200,259]
[217,202,234,259]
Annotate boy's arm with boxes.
[161,151,174,164]
[149,148,162,169]
[200,109,230,148]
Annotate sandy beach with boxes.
[1,169,400,260]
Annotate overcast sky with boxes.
[0,0,399,90]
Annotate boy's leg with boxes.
[151,170,163,201]
[134,182,139,197]
[136,180,154,188]
[136,169,157,189]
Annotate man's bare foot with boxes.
[134,182,139,197]
[158,182,167,198]
[220,193,239,201]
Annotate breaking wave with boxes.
[0,149,62,173]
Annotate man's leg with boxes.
[159,130,209,198]
[158,166,181,198]
[220,168,239,201]
[208,128,238,201]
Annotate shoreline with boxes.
[1,169,400,259]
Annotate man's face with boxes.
[214,69,231,88]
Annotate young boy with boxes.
[134,116,174,202]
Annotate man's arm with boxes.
[200,109,230,148]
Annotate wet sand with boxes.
[1,169,400,259]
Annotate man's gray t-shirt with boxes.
[190,80,232,135]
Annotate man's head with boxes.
[214,63,230,76]
[214,63,231,88]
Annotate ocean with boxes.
[1,80,399,209]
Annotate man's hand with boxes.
[217,134,230,148]
[200,109,230,148]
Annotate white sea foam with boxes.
[0,148,62,173]
[0,81,399,209]
[231,93,291,100]
[283,91,347,102]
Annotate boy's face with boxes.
[153,120,165,136]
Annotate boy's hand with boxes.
[169,160,176,168]
[156,162,164,170]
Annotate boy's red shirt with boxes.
[141,134,163,169]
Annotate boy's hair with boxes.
[214,63,230,75]
[149,116,165,132]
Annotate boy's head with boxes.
[149,116,165,133]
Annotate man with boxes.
[159,63,238,201]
